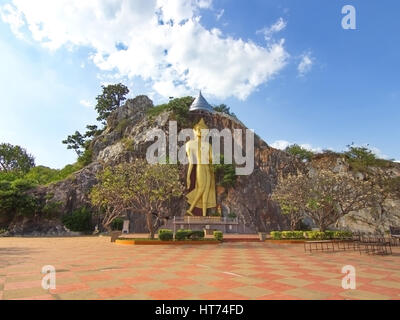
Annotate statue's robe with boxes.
[185,142,217,216]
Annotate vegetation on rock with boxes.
[285,144,315,162]
[147,96,194,126]
[95,83,129,124]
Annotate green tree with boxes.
[344,143,391,171]
[84,124,103,138]
[285,144,315,162]
[214,155,237,189]
[90,159,183,237]
[62,207,92,232]
[95,83,129,123]
[0,143,35,175]
[25,166,59,185]
[147,96,194,126]
[366,170,400,233]
[213,104,237,118]
[272,174,307,230]
[62,131,85,156]
[0,178,38,220]
[273,170,372,231]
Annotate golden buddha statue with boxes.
[185,118,216,216]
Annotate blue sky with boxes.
[0,0,399,168]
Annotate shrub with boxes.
[227,212,237,219]
[281,231,304,239]
[324,230,335,239]
[159,231,173,241]
[77,149,93,166]
[41,201,63,219]
[62,207,92,232]
[189,230,205,240]
[270,231,282,240]
[305,231,326,240]
[158,228,172,235]
[270,230,352,240]
[111,217,124,231]
[214,155,237,189]
[175,229,192,241]
[333,231,353,239]
[147,96,193,126]
[213,230,223,241]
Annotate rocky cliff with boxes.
[5,95,400,235]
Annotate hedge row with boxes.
[270,230,353,240]
[157,229,224,241]
[157,229,206,241]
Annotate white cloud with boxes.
[79,99,93,108]
[1,0,288,100]
[257,17,286,41]
[298,52,313,76]
[271,140,322,153]
[0,3,26,39]
[270,140,291,150]
[216,9,224,21]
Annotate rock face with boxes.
[6,95,400,235]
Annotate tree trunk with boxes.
[146,212,154,239]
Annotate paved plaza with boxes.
[0,237,399,300]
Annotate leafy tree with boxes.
[0,178,38,220]
[366,170,400,233]
[90,159,183,237]
[214,155,237,189]
[25,166,59,185]
[95,83,129,123]
[62,131,85,156]
[0,143,35,175]
[272,174,307,230]
[213,104,237,118]
[285,144,315,162]
[84,124,103,138]
[273,170,372,231]
[62,207,92,232]
[344,144,391,171]
[147,96,194,126]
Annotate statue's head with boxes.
[193,118,208,137]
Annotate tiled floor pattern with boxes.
[0,237,399,300]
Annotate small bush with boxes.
[270,231,282,240]
[281,231,304,239]
[189,230,205,240]
[213,230,223,241]
[305,231,326,240]
[111,217,124,231]
[176,229,192,241]
[333,231,353,239]
[270,230,353,240]
[159,231,173,241]
[62,207,92,232]
[158,228,172,235]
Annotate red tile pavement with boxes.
[96,286,137,299]
[0,237,399,300]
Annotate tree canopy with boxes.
[272,170,373,231]
[285,144,315,162]
[90,159,183,237]
[95,83,129,123]
[0,143,35,176]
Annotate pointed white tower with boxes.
[189,91,214,113]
